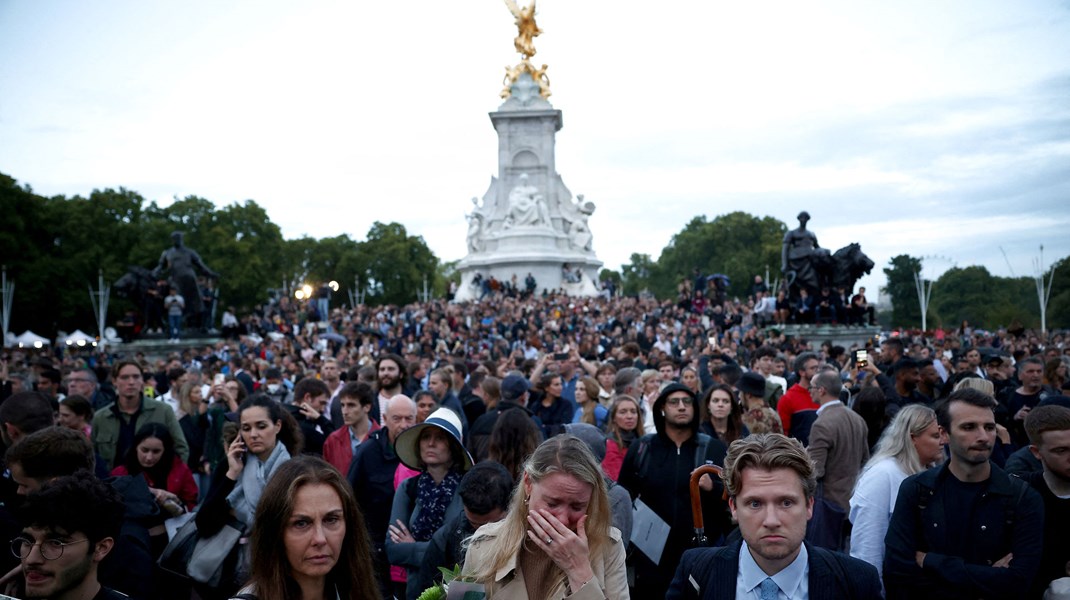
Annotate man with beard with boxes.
[916,358,942,403]
[14,471,127,600]
[618,384,730,596]
[372,353,408,426]
[884,388,1043,600]
[881,358,929,419]
[667,434,880,599]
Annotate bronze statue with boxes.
[504,0,541,59]
[153,231,218,320]
[781,212,874,302]
[782,211,820,297]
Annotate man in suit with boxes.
[667,433,880,600]
[806,368,869,549]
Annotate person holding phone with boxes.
[196,396,304,595]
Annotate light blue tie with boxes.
[759,577,780,600]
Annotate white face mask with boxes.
[267,383,280,393]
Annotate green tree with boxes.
[653,212,786,299]
[928,267,1035,330]
[1044,257,1069,330]
[354,222,439,306]
[882,254,923,328]
[621,253,656,296]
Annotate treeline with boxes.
[882,254,1069,331]
[0,173,439,337]
[606,212,1067,332]
[2,172,1063,337]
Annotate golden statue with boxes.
[504,0,541,59]
[501,0,551,100]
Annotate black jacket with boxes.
[883,462,1044,600]
[345,428,399,546]
[617,431,728,594]
[667,540,881,599]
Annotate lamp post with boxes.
[1034,245,1057,335]
[88,269,110,345]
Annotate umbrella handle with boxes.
[690,464,724,546]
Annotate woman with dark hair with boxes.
[58,394,93,437]
[532,372,572,438]
[1044,357,1068,391]
[204,375,248,475]
[698,384,748,444]
[113,422,199,512]
[386,408,474,600]
[572,376,607,429]
[602,395,643,481]
[488,407,543,484]
[197,395,303,595]
[462,435,628,598]
[231,456,380,600]
[851,386,889,451]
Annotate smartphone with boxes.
[943,350,952,359]
[553,352,569,361]
[854,349,868,368]
[213,373,226,386]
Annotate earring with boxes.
[661,411,666,417]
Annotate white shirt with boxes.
[737,540,809,599]
[159,390,180,415]
[849,457,909,583]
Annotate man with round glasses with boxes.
[619,383,730,596]
[12,470,126,599]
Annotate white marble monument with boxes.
[454,3,601,302]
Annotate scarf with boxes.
[410,470,461,541]
[618,429,637,448]
[227,442,291,526]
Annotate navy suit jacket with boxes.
[666,539,881,600]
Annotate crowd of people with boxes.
[0,279,1068,599]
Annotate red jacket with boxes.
[777,383,819,435]
[322,421,381,475]
[112,455,199,510]
[603,438,628,481]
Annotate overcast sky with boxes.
[2,1,1068,301]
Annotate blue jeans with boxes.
[168,314,182,339]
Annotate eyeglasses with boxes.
[665,396,694,406]
[11,537,89,560]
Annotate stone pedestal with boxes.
[454,73,601,302]
[772,324,882,348]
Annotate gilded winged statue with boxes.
[504,0,541,58]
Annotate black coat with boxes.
[667,540,881,599]
[618,431,729,595]
[883,462,1044,600]
[345,428,399,546]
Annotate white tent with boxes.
[64,329,98,348]
[15,330,50,348]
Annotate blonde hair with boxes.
[467,435,612,595]
[177,381,201,416]
[864,404,941,477]
[953,377,995,396]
